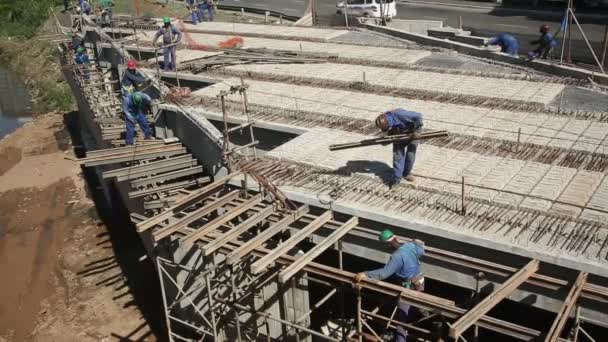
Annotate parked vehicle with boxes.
[336,0,397,19]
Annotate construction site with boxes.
[47,5,608,342]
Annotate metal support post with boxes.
[291,277,301,342]
[343,4,349,28]
[568,8,605,73]
[157,261,175,342]
[231,266,243,342]
[461,176,466,215]
[219,93,233,171]
[601,25,608,69]
[205,274,219,339]
[356,286,363,342]
[338,240,346,341]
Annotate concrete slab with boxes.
[193,77,593,152]
[223,63,565,104]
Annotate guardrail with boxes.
[217,4,301,22]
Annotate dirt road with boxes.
[0,112,161,341]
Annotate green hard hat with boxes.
[163,16,171,24]
[77,46,85,53]
[132,92,143,105]
[379,229,395,242]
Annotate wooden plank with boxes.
[103,154,193,179]
[545,271,588,342]
[83,147,187,167]
[136,172,239,232]
[181,194,263,245]
[149,190,239,239]
[449,259,540,338]
[226,206,309,265]
[117,160,197,182]
[129,165,203,188]
[250,210,333,275]
[202,205,276,256]
[278,216,358,283]
[128,177,209,198]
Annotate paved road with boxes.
[221,0,607,64]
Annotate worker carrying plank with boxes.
[153,17,182,71]
[375,109,423,186]
[355,230,425,342]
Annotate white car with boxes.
[336,0,397,19]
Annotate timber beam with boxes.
[449,259,540,338]
[226,206,309,265]
[545,271,588,342]
[152,190,240,241]
[136,172,240,232]
[278,216,358,283]
[250,210,333,274]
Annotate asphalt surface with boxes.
[220,0,607,64]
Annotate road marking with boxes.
[423,16,447,20]
[284,7,299,11]
[495,24,529,29]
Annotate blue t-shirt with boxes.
[365,242,424,281]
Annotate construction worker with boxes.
[121,60,148,99]
[122,92,154,145]
[199,0,215,21]
[64,0,70,12]
[98,0,114,27]
[375,109,423,186]
[528,24,557,60]
[78,0,92,15]
[355,230,425,342]
[186,0,200,25]
[485,33,519,57]
[75,46,90,64]
[152,17,182,71]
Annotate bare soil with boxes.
[0,113,160,342]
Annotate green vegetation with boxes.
[0,0,62,38]
[0,1,75,113]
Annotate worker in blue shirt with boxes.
[486,33,519,56]
[79,0,92,15]
[199,0,215,21]
[121,60,148,99]
[528,24,557,60]
[75,47,91,80]
[375,109,423,186]
[122,92,153,145]
[355,230,425,342]
[153,17,182,71]
[186,0,200,25]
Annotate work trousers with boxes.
[191,8,199,24]
[163,46,177,71]
[125,112,152,145]
[392,140,418,181]
[64,0,69,11]
[199,3,214,21]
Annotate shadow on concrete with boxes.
[332,160,394,185]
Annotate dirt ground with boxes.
[0,113,160,342]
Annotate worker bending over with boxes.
[355,230,425,342]
[528,24,557,60]
[375,109,423,186]
[121,60,148,99]
[122,92,154,145]
[153,17,182,71]
[186,0,200,25]
[199,0,215,21]
[486,33,519,56]
[98,0,115,27]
